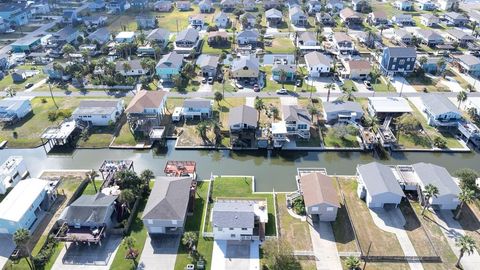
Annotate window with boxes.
[172,220,177,225]
[327,207,334,212]
[230,234,236,238]
[147,219,153,225]
[399,59,405,65]
[229,228,234,230]
[241,228,248,231]
[298,124,308,130]
[311,207,318,211]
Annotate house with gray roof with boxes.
[220,0,236,11]
[73,100,124,126]
[304,51,331,77]
[199,0,213,13]
[446,29,475,47]
[444,12,468,26]
[412,163,461,210]
[380,47,416,76]
[455,55,480,76]
[415,29,444,47]
[155,51,184,81]
[421,95,462,127]
[197,54,220,77]
[87,27,111,45]
[394,29,412,45]
[323,100,364,123]
[266,8,283,26]
[143,176,195,234]
[0,97,32,124]
[357,162,404,208]
[153,0,173,12]
[146,28,170,48]
[174,28,200,54]
[136,15,156,29]
[229,105,257,131]
[182,98,213,119]
[115,59,147,76]
[281,105,311,138]
[231,54,259,79]
[49,26,80,46]
[237,30,259,46]
[289,5,308,26]
[214,12,230,28]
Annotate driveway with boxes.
[138,234,180,270]
[198,83,212,93]
[0,234,15,270]
[211,240,260,270]
[439,76,463,93]
[52,235,122,270]
[370,208,424,270]
[353,81,370,93]
[308,221,342,270]
[392,77,417,94]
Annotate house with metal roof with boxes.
[11,37,42,53]
[421,95,462,127]
[367,97,412,119]
[143,176,195,234]
[298,172,340,221]
[323,100,364,123]
[356,162,405,208]
[0,97,32,124]
[73,100,124,126]
[182,98,213,119]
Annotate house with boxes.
[421,14,439,27]
[264,0,282,10]
[0,97,32,124]
[49,26,80,46]
[229,105,257,132]
[356,162,404,208]
[153,1,173,12]
[243,0,257,11]
[215,12,230,28]
[394,29,413,45]
[176,1,191,11]
[73,100,124,126]
[115,60,147,76]
[62,9,79,25]
[231,54,260,79]
[394,0,413,11]
[11,36,42,53]
[208,31,228,46]
[444,12,468,26]
[297,31,321,52]
[56,193,117,244]
[43,62,69,80]
[156,52,184,81]
[333,32,355,54]
[125,90,167,135]
[220,0,236,12]
[446,29,475,47]
[455,55,480,77]
[196,54,220,77]
[326,0,344,11]
[199,0,213,13]
[380,47,416,76]
[307,0,322,14]
[115,31,135,43]
[304,51,331,77]
[130,0,149,9]
[352,0,369,12]
[182,98,213,119]
[240,13,256,28]
[419,57,446,74]
[272,64,296,82]
[237,30,259,46]
[367,97,413,119]
[281,105,311,139]
[438,0,459,11]
[266,8,283,27]
[416,29,444,47]
[174,28,200,54]
[298,172,340,221]
[289,5,308,26]
[188,14,205,28]
[211,199,268,240]
[412,163,461,210]
[421,95,462,127]
[367,11,388,25]
[89,0,106,11]
[147,28,170,48]
[0,178,57,234]
[87,28,111,45]
[83,16,108,28]
[316,13,334,26]
[339,8,362,25]
[136,15,156,29]
[107,0,127,13]
[30,3,51,15]
[11,70,26,83]
[468,10,480,24]
[417,0,436,11]
[0,156,28,195]
[0,3,29,26]
[143,176,195,234]
[323,100,364,123]
[343,60,371,79]
[392,14,414,26]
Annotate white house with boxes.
[281,105,311,138]
[323,100,364,123]
[421,14,440,27]
[214,12,230,28]
[437,0,458,11]
[0,156,28,194]
[289,5,308,26]
[0,97,32,123]
[333,32,355,54]
[182,98,213,119]
[73,100,124,126]
[115,31,135,43]
[228,105,257,131]
[305,51,331,77]
[357,162,404,208]
[115,59,148,76]
[421,95,462,127]
[237,30,259,46]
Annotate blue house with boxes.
[11,36,41,53]
[107,0,127,13]
[420,57,446,74]
[0,3,29,26]
[130,0,149,9]
[43,62,68,80]
[89,0,106,11]
[380,47,416,76]
[156,52,184,81]
[0,179,56,234]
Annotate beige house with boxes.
[298,172,340,221]
[344,60,372,79]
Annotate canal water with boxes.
[1,140,479,192]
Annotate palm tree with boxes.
[124,236,138,266]
[270,106,279,120]
[119,189,135,218]
[13,228,32,269]
[369,67,380,84]
[345,256,361,270]
[343,86,355,101]
[182,231,198,256]
[455,235,477,268]
[457,91,468,109]
[364,115,380,131]
[122,62,132,76]
[419,56,428,68]
[140,169,154,184]
[86,169,99,193]
[325,83,335,102]
[472,21,478,36]
[195,121,209,141]
[279,69,288,88]
[422,184,439,216]
[455,188,475,220]
[214,91,223,106]
[254,97,264,122]
[307,103,319,125]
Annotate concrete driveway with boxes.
[308,221,342,270]
[198,83,213,92]
[392,77,417,94]
[212,240,260,270]
[138,234,180,270]
[0,234,15,270]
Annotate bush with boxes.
[12,131,18,139]
[41,98,47,103]
[292,197,306,215]
[47,111,58,122]
[33,235,58,268]
[433,136,447,148]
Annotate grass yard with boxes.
[321,126,360,148]
[156,7,217,32]
[0,65,46,92]
[264,37,295,54]
[455,202,480,255]
[258,98,281,127]
[112,121,138,146]
[77,126,115,148]
[342,80,358,92]
[0,97,79,148]
[201,37,231,54]
[338,178,404,256]
[214,98,245,131]
[397,132,432,149]
[81,180,103,195]
[341,258,411,270]
[261,66,297,92]
[372,77,395,92]
[277,194,312,251]
[296,127,322,147]
[174,181,213,270]
[332,201,358,253]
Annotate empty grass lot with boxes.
[265,37,295,54]
[112,120,138,146]
[321,126,360,148]
[0,65,46,92]
[77,126,115,148]
[277,194,312,251]
[201,37,231,54]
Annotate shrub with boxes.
[41,98,47,103]
[433,136,447,148]
[33,235,58,268]
[47,111,58,122]
[12,131,18,139]
[292,197,306,215]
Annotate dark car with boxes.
[295,79,302,87]
[207,77,214,84]
[201,78,207,84]
[253,84,260,92]
[25,83,34,89]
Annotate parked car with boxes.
[207,77,214,84]
[364,80,372,89]
[264,34,274,39]
[235,82,244,89]
[24,83,34,89]
[276,88,288,95]
[201,78,207,84]
[296,79,302,87]
[253,84,260,92]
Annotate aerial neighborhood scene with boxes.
[1,0,480,270]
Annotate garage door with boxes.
[149,227,165,234]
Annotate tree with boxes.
[124,236,138,267]
[270,106,279,119]
[419,56,428,68]
[307,103,319,125]
[85,169,98,193]
[364,115,380,131]
[325,83,335,102]
[343,86,355,101]
[62,44,75,60]
[457,91,468,109]
[369,66,380,84]
[196,121,209,142]
[437,58,447,77]
[396,113,420,135]
[182,231,198,256]
[13,228,33,269]
[455,188,475,220]
[214,91,223,106]
[472,21,478,36]
[455,235,476,268]
[292,197,306,215]
[279,69,288,88]
[455,168,479,191]
[422,184,439,216]
[345,256,361,270]
[116,170,144,197]
[262,238,301,270]
[254,97,264,122]
[140,169,154,185]
[118,188,135,217]
[433,136,447,148]
[122,62,132,76]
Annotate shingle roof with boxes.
[446,29,474,40]
[282,105,311,123]
[183,98,212,109]
[339,8,359,19]
[412,163,461,197]
[237,29,259,39]
[88,27,110,42]
[385,47,416,57]
[394,29,412,39]
[228,105,257,127]
[333,32,352,43]
[212,200,255,228]
[299,31,316,43]
[60,193,117,224]
[304,51,331,67]
[416,29,443,41]
[125,90,167,114]
[323,100,363,115]
[232,54,259,72]
[115,59,143,71]
[457,54,480,66]
[147,28,169,41]
[196,54,220,69]
[176,28,199,43]
[143,176,193,220]
[421,94,460,116]
[357,162,404,197]
[299,172,340,208]
[156,51,184,69]
[347,60,371,70]
[266,8,282,18]
[445,12,467,20]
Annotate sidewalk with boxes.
[308,221,342,270]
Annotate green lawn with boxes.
[372,77,394,92]
[77,126,115,148]
[112,121,138,146]
[157,7,217,32]
[201,37,231,54]
[174,181,213,270]
[296,127,322,147]
[265,38,295,54]
[321,127,360,148]
[397,132,432,149]
[81,180,103,195]
[0,65,46,92]
[342,80,358,92]
[261,66,296,92]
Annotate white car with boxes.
[276,88,288,95]
[235,82,243,89]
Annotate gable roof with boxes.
[142,176,193,220]
[323,100,363,115]
[384,47,416,58]
[282,105,311,123]
[446,29,475,40]
[421,94,460,116]
[147,28,169,41]
[88,27,110,42]
[74,100,121,115]
[176,28,199,43]
[156,51,184,69]
[237,29,259,39]
[457,54,480,66]
[412,163,461,197]
[183,98,212,109]
[340,8,359,19]
[416,29,443,41]
[115,59,143,71]
[305,51,331,67]
[61,193,117,224]
[299,172,340,208]
[368,97,412,113]
[445,12,467,20]
[395,29,412,39]
[196,54,220,69]
[232,54,259,72]
[333,32,352,43]
[266,8,282,18]
[357,162,404,198]
[228,105,257,127]
[212,200,255,228]
[347,60,371,70]
[299,31,316,43]
[125,90,167,114]
[0,97,30,112]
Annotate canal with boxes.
[1,140,479,192]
